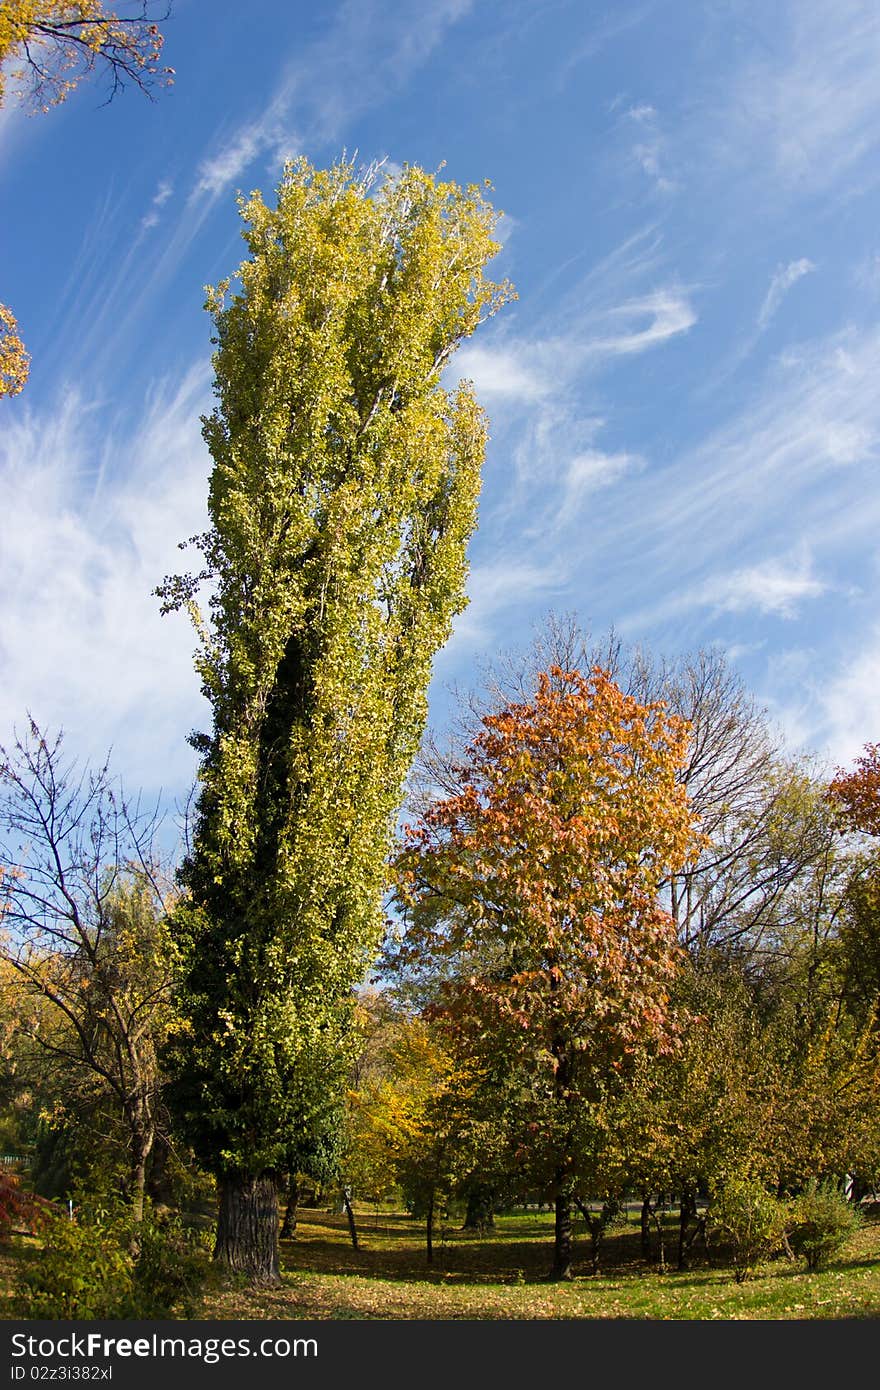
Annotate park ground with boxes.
[4,1203,877,1321]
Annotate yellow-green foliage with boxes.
[160,156,512,1176]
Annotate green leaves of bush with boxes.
[708,1177,790,1282]
[787,1180,863,1270]
[14,1197,209,1319]
[709,1176,863,1280]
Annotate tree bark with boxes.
[127,1115,154,1225]
[462,1184,495,1231]
[342,1187,359,1251]
[215,1173,281,1285]
[280,1174,299,1239]
[640,1193,652,1259]
[426,1189,435,1266]
[678,1185,697,1270]
[550,1176,574,1280]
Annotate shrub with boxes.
[0,1171,48,1235]
[13,1204,134,1318]
[708,1177,789,1282]
[133,1210,210,1317]
[13,1196,209,1319]
[787,1181,862,1270]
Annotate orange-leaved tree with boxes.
[391,666,702,1279]
[828,743,880,838]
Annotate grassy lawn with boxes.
[196,1204,880,1321]
[1,1204,877,1321]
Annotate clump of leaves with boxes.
[708,1177,789,1282]
[787,1180,862,1270]
[13,1196,209,1318]
[0,1171,49,1235]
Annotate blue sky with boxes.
[2,0,879,819]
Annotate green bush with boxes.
[708,1177,789,1282]
[787,1181,862,1270]
[13,1205,134,1318]
[13,1197,209,1319]
[133,1210,210,1317]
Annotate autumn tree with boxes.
[0,723,174,1220]
[347,1013,486,1263]
[159,156,512,1285]
[0,1,171,109]
[391,666,700,1279]
[829,744,880,838]
[419,618,831,967]
[0,305,30,399]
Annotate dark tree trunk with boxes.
[651,1204,667,1273]
[574,1197,602,1275]
[640,1193,653,1259]
[215,1173,281,1285]
[425,1189,436,1265]
[550,1176,574,1280]
[146,1131,174,1206]
[463,1184,496,1231]
[678,1185,697,1270]
[280,1174,299,1239]
[342,1187,359,1251]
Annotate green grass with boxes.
[2,1204,877,1321]
[195,1205,880,1321]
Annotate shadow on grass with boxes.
[280,1210,693,1286]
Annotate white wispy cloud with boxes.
[195,122,280,199]
[702,556,826,618]
[559,448,644,518]
[589,288,695,357]
[814,628,880,764]
[624,102,677,196]
[762,624,880,769]
[714,1,880,200]
[757,258,815,331]
[448,554,570,651]
[192,0,473,205]
[141,177,174,230]
[453,342,552,402]
[0,367,213,797]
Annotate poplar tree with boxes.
[159,156,512,1284]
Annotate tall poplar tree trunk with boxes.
[215,1174,281,1285]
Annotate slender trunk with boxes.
[280,1174,299,1240]
[215,1173,280,1286]
[652,1205,667,1273]
[425,1189,435,1265]
[342,1187,359,1251]
[128,1117,154,1225]
[678,1185,697,1270]
[550,1175,574,1280]
[548,984,574,1281]
[574,1197,602,1275]
[640,1193,652,1259]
